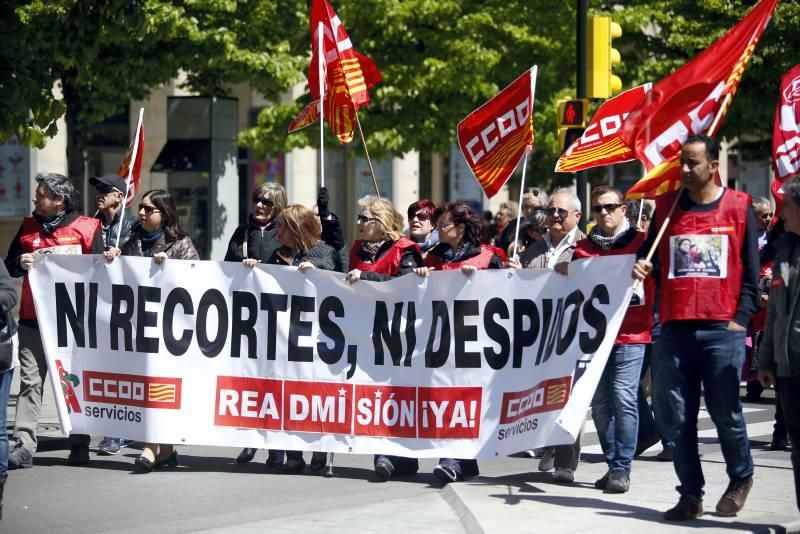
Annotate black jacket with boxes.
[96,209,135,250]
[224,217,281,263]
[267,242,340,272]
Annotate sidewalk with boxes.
[442,448,800,534]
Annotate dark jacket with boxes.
[425,242,504,269]
[224,217,281,263]
[122,224,199,260]
[267,242,340,272]
[321,214,345,271]
[0,261,18,372]
[96,209,135,250]
[356,240,423,282]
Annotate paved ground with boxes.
[3,372,798,533]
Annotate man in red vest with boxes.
[5,173,104,469]
[575,186,654,493]
[633,135,759,520]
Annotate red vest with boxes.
[424,243,496,270]
[348,236,420,276]
[751,260,773,332]
[18,216,100,320]
[657,189,750,323]
[575,231,654,344]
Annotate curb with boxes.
[441,482,485,534]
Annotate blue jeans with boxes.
[653,322,753,498]
[591,343,645,472]
[1,369,13,477]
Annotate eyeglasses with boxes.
[95,186,117,195]
[528,226,548,234]
[411,211,431,221]
[254,197,274,207]
[591,203,623,214]
[356,214,380,224]
[138,204,160,215]
[435,221,455,231]
[759,212,773,219]
[545,207,570,218]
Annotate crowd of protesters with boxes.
[0,134,797,521]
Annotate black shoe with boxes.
[236,447,257,464]
[309,452,327,472]
[66,444,90,466]
[266,450,285,468]
[771,434,789,451]
[155,451,178,469]
[374,457,395,480]
[605,470,630,493]
[433,464,462,485]
[8,444,33,470]
[281,459,306,474]
[664,495,703,521]
[594,470,611,490]
[134,455,155,473]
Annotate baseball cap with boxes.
[90,173,127,193]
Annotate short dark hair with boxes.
[435,201,483,246]
[684,134,720,161]
[141,189,186,241]
[36,173,77,211]
[590,185,623,203]
[407,199,437,222]
[784,178,800,210]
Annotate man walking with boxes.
[575,186,654,493]
[633,135,759,519]
[5,174,104,468]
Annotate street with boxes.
[3,372,798,534]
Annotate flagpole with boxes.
[318,23,326,189]
[355,112,380,197]
[115,107,144,249]
[512,146,533,260]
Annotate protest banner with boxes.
[30,254,633,459]
[772,64,800,214]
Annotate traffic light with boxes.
[556,98,588,153]
[587,16,623,99]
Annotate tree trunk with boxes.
[61,71,86,213]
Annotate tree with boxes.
[1,0,308,182]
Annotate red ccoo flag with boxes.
[622,0,778,199]
[772,64,800,215]
[457,66,538,198]
[289,0,382,143]
[117,109,144,208]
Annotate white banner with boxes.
[29,254,633,459]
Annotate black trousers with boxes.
[777,375,800,511]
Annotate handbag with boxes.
[0,310,18,373]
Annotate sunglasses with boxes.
[356,214,380,224]
[545,207,571,218]
[528,225,548,233]
[95,185,117,195]
[759,212,773,219]
[591,203,623,214]
[138,204,160,215]
[254,197,274,207]
[410,211,431,221]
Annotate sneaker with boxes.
[97,437,121,455]
[374,456,394,480]
[538,448,555,472]
[67,444,90,466]
[594,470,611,490]
[552,467,574,483]
[236,447,257,464]
[605,470,630,493]
[8,445,33,469]
[635,434,661,456]
[770,434,789,451]
[265,449,285,468]
[664,494,703,521]
[716,478,753,516]
[433,464,462,485]
[655,446,674,461]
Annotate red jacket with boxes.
[657,189,750,323]
[16,215,100,320]
[575,231,654,344]
[424,243,497,270]
[349,236,420,276]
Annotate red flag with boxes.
[289,0,382,142]
[772,64,800,214]
[555,84,651,173]
[288,100,321,133]
[457,67,537,198]
[623,0,778,199]
[117,109,144,208]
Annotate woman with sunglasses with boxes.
[224,182,290,467]
[106,189,199,473]
[265,204,340,474]
[346,195,423,480]
[407,199,439,256]
[413,201,503,485]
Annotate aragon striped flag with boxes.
[457,66,538,198]
[622,0,778,199]
[555,84,651,173]
[288,0,382,143]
